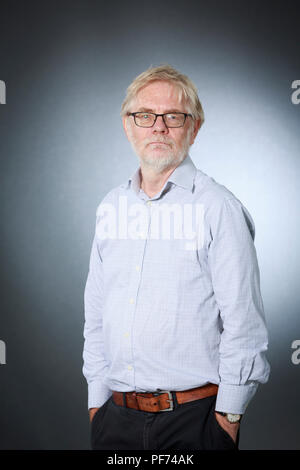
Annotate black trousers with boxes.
[90,392,240,450]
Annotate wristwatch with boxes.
[216,411,242,423]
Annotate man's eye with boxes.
[167,114,177,119]
[141,114,150,119]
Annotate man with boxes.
[82,64,270,450]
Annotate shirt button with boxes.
[128,365,133,370]
[135,265,140,271]
[124,332,130,337]
[146,201,152,206]
[129,298,134,304]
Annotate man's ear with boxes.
[189,118,202,145]
[122,116,130,141]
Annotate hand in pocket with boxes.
[89,407,100,423]
[214,412,239,444]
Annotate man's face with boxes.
[122,80,201,171]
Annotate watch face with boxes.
[227,413,241,423]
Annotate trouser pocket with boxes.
[212,411,239,449]
[90,397,111,448]
[201,395,239,450]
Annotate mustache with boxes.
[144,138,173,145]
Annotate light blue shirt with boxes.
[82,154,270,414]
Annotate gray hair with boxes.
[120,64,204,125]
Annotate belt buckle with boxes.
[154,390,174,412]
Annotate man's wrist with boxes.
[215,411,243,423]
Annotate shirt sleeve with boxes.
[207,197,271,414]
[82,216,112,410]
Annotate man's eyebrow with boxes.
[136,107,185,113]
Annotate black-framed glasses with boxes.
[128,112,192,128]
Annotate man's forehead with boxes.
[133,80,186,108]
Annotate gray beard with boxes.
[137,150,188,172]
[129,125,194,173]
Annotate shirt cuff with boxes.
[215,382,259,414]
[88,380,112,409]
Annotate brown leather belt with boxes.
[112,383,218,413]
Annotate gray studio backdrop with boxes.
[0,0,299,449]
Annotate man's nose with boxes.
[152,115,168,132]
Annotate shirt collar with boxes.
[123,154,197,194]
